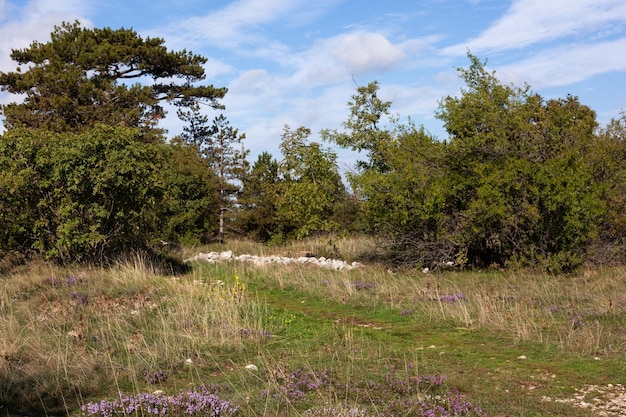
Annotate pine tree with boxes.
[0,21,226,139]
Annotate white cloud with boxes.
[330,32,406,73]
[162,0,338,50]
[230,69,272,94]
[286,32,408,87]
[224,81,355,158]
[0,1,9,21]
[203,58,235,81]
[21,0,90,20]
[443,0,626,55]
[496,37,626,89]
[0,0,92,71]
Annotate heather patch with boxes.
[81,386,238,416]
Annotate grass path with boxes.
[249,277,626,416]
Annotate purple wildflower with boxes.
[144,369,168,385]
[69,291,88,305]
[81,386,238,416]
[438,293,466,302]
[47,275,83,287]
[271,368,333,403]
[351,281,376,291]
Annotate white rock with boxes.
[244,364,258,371]
[219,251,233,260]
[517,355,527,360]
[185,250,361,270]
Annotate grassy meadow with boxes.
[1,237,625,416]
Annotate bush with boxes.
[0,125,218,263]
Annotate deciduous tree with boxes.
[321,81,392,172]
[176,107,248,243]
[237,152,281,242]
[275,125,346,241]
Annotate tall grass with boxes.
[2,239,625,416]
[0,254,270,414]
[409,268,626,357]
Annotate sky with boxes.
[1,0,626,169]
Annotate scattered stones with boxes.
[185,251,361,271]
[244,364,258,371]
[542,384,626,416]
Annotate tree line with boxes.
[1,22,625,272]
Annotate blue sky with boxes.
[1,0,625,167]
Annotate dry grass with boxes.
[180,235,378,263]
[408,267,626,357]
[220,244,626,358]
[2,239,626,416]
[0,253,271,413]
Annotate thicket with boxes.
[327,55,626,272]
[0,126,219,263]
[1,21,625,272]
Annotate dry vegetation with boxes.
[1,238,625,416]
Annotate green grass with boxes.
[1,238,625,416]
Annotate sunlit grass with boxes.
[1,239,625,416]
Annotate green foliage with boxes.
[237,152,281,242]
[176,101,216,151]
[274,125,346,241]
[0,125,218,263]
[331,54,611,271]
[437,55,604,271]
[159,143,221,245]
[1,19,623,272]
[176,109,248,242]
[588,111,626,263]
[350,121,451,265]
[0,21,226,137]
[321,81,392,172]
[237,126,348,244]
